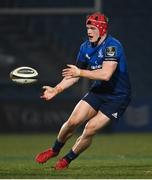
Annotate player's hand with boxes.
[40,86,58,100]
[62,64,81,79]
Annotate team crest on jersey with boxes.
[106,46,116,57]
[98,49,103,58]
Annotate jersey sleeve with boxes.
[103,42,122,62]
[75,44,88,69]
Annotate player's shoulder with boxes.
[80,40,90,47]
[79,40,90,51]
[106,35,123,48]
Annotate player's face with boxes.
[86,24,100,43]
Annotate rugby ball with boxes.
[10,66,38,84]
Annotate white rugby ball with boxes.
[10,66,38,84]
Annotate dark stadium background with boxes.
[0,0,152,133]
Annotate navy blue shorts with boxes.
[82,92,131,120]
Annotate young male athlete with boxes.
[35,12,131,170]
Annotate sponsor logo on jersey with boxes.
[106,46,116,57]
[91,65,102,70]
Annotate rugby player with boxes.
[35,12,131,170]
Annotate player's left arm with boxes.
[62,61,118,81]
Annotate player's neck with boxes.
[91,33,108,47]
[98,33,108,45]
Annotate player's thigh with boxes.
[67,100,97,126]
[84,111,110,135]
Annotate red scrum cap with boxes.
[86,12,108,36]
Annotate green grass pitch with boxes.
[0,133,152,179]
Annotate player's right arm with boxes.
[41,43,86,101]
[41,77,79,101]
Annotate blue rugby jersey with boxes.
[76,35,131,96]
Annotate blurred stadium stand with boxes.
[0,0,152,132]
